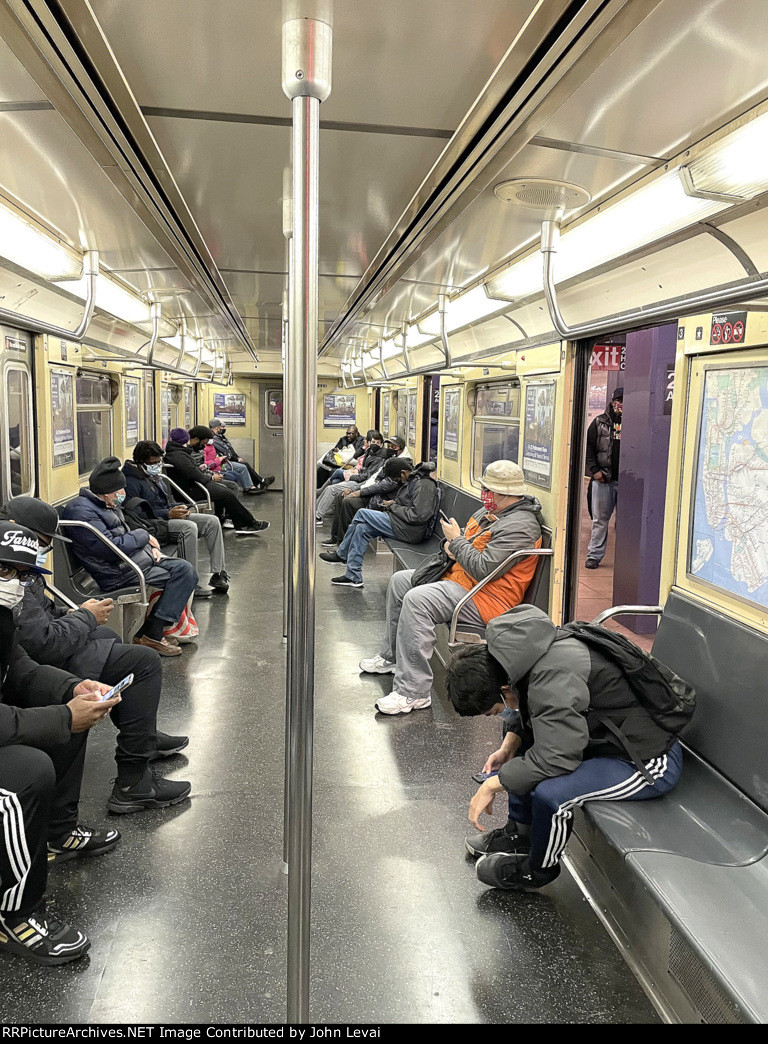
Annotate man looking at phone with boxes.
[0,521,124,964]
[359,461,542,716]
[124,441,230,593]
[0,498,191,816]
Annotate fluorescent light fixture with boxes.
[167,332,200,354]
[487,169,728,300]
[404,327,434,350]
[683,110,768,201]
[445,286,506,332]
[57,272,152,325]
[0,205,81,280]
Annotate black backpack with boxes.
[558,621,696,735]
[422,478,443,539]
[121,497,174,546]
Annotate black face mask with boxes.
[218,427,226,435]
[382,448,396,460]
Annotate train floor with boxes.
[1,493,659,1024]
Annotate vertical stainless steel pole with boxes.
[282,5,331,1024]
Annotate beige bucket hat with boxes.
[481,459,528,496]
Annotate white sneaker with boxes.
[375,691,432,715]
[359,654,395,674]
[222,520,235,530]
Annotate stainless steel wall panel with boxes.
[540,0,768,160]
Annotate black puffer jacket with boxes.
[383,462,440,543]
[164,439,214,496]
[14,574,119,679]
[0,606,78,747]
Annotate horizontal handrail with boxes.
[448,546,554,645]
[541,218,768,340]
[57,519,148,603]
[590,603,664,626]
[0,250,98,342]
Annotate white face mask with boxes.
[0,577,25,609]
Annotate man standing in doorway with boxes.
[584,387,622,569]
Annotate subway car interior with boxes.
[1,0,768,1027]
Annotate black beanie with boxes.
[89,456,126,494]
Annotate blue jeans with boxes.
[507,741,683,871]
[223,460,254,491]
[328,467,347,484]
[336,508,395,583]
[144,558,198,624]
[587,479,618,563]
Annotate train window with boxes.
[381,392,391,436]
[396,392,408,441]
[5,365,34,496]
[144,377,155,441]
[161,387,171,445]
[471,381,521,486]
[266,389,283,428]
[76,374,113,477]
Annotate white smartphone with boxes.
[99,673,134,702]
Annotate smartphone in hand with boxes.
[471,770,499,784]
[99,673,134,702]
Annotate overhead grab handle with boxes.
[0,248,98,343]
[540,218,768,340]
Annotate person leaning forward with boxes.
[362,460,543,716]
[0,521,123,966]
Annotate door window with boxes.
[5,365,34,496]
[266,389,283,428]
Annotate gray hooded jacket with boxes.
[488,606,675,795]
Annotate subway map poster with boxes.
[690,365,768,607]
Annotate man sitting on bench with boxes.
[320,459,439,590]
[362,460,542,716]
[62,458,198,656]
[446,605,684,892]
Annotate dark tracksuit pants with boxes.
[207,482,258,528]
[68,629,161,784]
[0,735,87,917]
[506,741,683,871]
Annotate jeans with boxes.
[587,479,618,563]
[507,741,683,871]
[337,508,395,583]
[380,569,485,699]
[143,557,198,623]
[168,514,226,575]
[223,460,254,491]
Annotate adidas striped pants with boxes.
[0,735,87,917]
[506,741,683,872]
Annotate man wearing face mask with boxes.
[124,442,230,594]
[316,426,364,489]
[0,497,191,814]
[321,458,439,589]
[0,521,123,965]
[62,458,198,655]
[360,461,543,716]
[314,431,386,524]
[584,387,623,569]
[209,419,274,493]
[321,436,411,547]
[164,428,269,536]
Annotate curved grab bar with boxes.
[590,604,664,626]
[437,293,451,368]
[540,218,768,340]
[160,471,198,509]
[0,249,98,343]
[57,518,148,603]
[448,547,554,646]
[193,481,214,511]
[44,580,79,611]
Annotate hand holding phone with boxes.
[471,770,499,784]
[99,673,134,702]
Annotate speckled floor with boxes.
[0,493,659,1024]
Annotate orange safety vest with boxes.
[441,515,541,625]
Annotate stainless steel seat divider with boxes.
[282,2,332,1024]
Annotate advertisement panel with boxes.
[323,394,356,427]
[50,370,75,468]
[522,381,556,489]
[443,388,460,461]
[213,392,246,425]
[124,379,139,445]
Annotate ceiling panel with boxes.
[0,33,48,103]
[541,0,768,160]
[90,0,541,130]
[145,116,444,318]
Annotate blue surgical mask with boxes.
[35,547,51,568]
[146,464,162,476]
[114,492,126,507]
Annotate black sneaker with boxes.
[475,852,561,891]
[465,823,531,859]
[260,476,275,489]
[331,575,363,588]
[209,571,230,593]
[244,487,261,496]
[320,551,344,563]
[320,538,336,547]
[48,824,121,864]
[149,731,190,761]
[236,521,269,535]
[107,769,191,814]
[585,558,600,569]
[0,905,89,966]
[192,586,212,600]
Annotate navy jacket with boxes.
[61,488,154,592]
[124,460,179,520]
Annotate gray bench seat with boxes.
[570,588,768,1023]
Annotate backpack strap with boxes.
[593,713,655,785]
